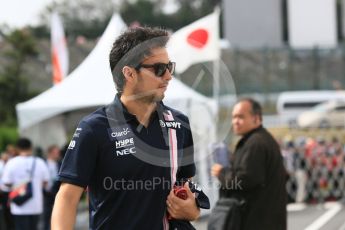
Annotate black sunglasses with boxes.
[135,61,176,77]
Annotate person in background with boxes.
[5,145,18,158]
[1,138,50,230]
[43,145,61,230]
[0,152,7,230]
[0,152,7,176]
[210,141,231,168]
[211,98,287,230]
[0,148,15,230]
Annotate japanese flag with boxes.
[51,12,69,85]
[167,9,220,74]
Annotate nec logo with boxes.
[116,147,136,156]
[159,120,181,129]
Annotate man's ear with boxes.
[122,66,136,82]
[253,115,261,125]
[252,115,258,124]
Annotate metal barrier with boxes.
[282,138,345,203]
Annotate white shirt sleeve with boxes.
[38,158,51,183]
[1,160,13,186]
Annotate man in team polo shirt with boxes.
[51,27,200,229]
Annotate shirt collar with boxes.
[113,94,136,122]
[109,94,166,123]
[236,125,263,148]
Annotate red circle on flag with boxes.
[187,29,208,49]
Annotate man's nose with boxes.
[162,69,172,81]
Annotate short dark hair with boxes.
[238,98,262,121]
[16,138,32,151]
[109,27,169,93]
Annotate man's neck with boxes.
[242,124,262,137]
[120,94,157,127]
[19,151,32,157]
[47,156,57,162]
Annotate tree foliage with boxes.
[0,29,38,124]
[33,0,219,38]
[36,0,116,38]
[120,0,219,31]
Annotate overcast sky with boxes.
[0,0,178,29]
[0,0,55,28]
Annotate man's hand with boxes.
[166,182,200,221]
[211,163,223,177]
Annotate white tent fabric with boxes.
[16,13,218,211]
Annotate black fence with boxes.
[281,136,345,203]
[178,45,345,99]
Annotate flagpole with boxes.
[213,59,220,141]
[213,6,221,142]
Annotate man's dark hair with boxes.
[238,98,262,121]
[16,138,32,150]
[109,27,169,93]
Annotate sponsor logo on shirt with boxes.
[115,138,134,148]
[68,140,76,150]
[112,128,130,137]
[73,128,82,138]
[116,147,136,156]
[107,126,133,141]
[159,120,181,129]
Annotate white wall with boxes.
[288,0,337,48]
[223,0,283,48]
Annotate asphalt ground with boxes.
[76,201,345,230]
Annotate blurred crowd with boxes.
[280,136,345,203]
[0,142,65,230]
[2,135,345,229]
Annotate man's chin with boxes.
[154,93,165,102]
[233,129,242,135]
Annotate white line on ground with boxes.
[304,202,342,230]
[287,203,307,212]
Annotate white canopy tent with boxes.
[16,13,218,211]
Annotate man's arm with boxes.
[212,141,267,191]
[51,183,84,230]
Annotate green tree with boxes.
[38,0,116,39]
[0,28,38,124]
[35,0,219,39]
[120,0,160,27]
[120,0,219,31]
